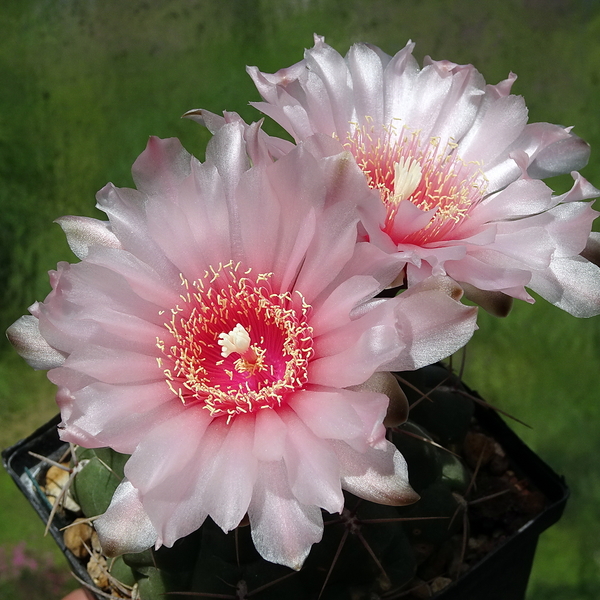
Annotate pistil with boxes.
[391,156,422,205]
[218,323,265,375]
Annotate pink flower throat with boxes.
[345,121,487,244]
[156,262,314,421]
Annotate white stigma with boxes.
[218,323,251,358]
[392,156,422,204]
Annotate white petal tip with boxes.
[94,480,157,557]
[6,315,65,370]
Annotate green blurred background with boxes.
[1,0,600,598]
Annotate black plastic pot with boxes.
[1,414,97,593]
[3,399,568,600]
[433,399,569,600]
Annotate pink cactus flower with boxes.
[7,119,477,570]
[248,36,600,317]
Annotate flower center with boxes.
[156,261,314,420]
[344,121,487,244]
[217,323,266,376]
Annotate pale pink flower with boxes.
[248,36,600,317]
[7,118,477,569]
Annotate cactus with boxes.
[53,363,545,600]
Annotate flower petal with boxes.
[55,216,121,259]
[309,298,401,388]
[253,408,287,462]
[59,381,179,454]
[332,439,419,506]
[201,414,258,532]
[138,417,229,547]
[248,460,323,570]
[6,315,65,370]
[125,406,212,493]
[382,278,478,371]
[132,136,191,198]
[288,389,366,443]
[281,409,344,514]
[527,130,591,179]
[95,479,158,557]
[528,256,600,317]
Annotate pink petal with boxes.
[60,381,179,454]
[388,200,437,240]
[288,389,365,443]
[84,247,181,308]
[382,279,478,371]
[339,387,389,449]
[205,121,250,198]
[6,315,65,370]
[382,41,420,122]
[145,189,224,282]
[55,216,121,260]
[132,136,191,198]
[332,439,419,505]
[147,157,233,279]
[141,418,230,546]
[310,299,400,388]
[182,108,226,134]
[95,480,157,557]
[527,129,591,179]
[397,63,454,140]
[582,231,600,267]
[281,409,344,514]
[64,345,161,384]
[248,460,323,570]
[553,172,600,203]
[485,71,517,99]
[421,62,485,145]
[247,56,308,104]
[326,241,403,291]
[42,303,165,357]
[528,256,600,317]
[97,183,177,280]
[459,94,528,166]
[309,274,380,337]
[295,210,361,301]
[49,365,95,393]
[236,144,323,284]
[472,179,556,223]
[201,414,258,532]
[489,226,554,270]
[125,406,212,493]
[501,202,597,262]
[445,251,532,293]
[303,40,353,136]
[55,260,167,325]
[248,99,310,142]
[346,43,385,126]
[253,408,287,462]
[289,151,373,301]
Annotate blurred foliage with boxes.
[1,0,600,597]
